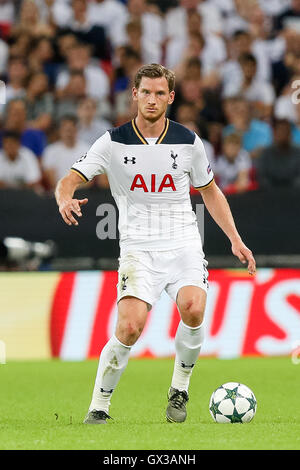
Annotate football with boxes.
[209,382,257,423]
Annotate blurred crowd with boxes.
[1,0,300,196]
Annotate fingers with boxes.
[59,199,87,226]
[78,198,88,206]
[71,200,83,218]
[247,255,256,276]
[233,244,256,276]
[60,206,78,226]
[233,247,247,264]
[240,248,256,276]
[238,252,247,264]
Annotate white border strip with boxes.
[60,272,103,360]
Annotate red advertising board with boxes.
[50,269,300,360]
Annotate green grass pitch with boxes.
[0,357,299,450]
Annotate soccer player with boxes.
[55,64,256,424]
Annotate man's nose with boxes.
[147,93,156,103]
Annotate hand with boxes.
[59,198,88,226]
[231,239,256,275]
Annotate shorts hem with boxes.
[117,292,153,311]
[167,280,208,303]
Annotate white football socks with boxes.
[89,321,204,412]
[171,320,205,392]
[89,335,131,413]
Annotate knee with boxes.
[180,298,205,327]
[117,320,144,346]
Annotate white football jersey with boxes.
[71,118,214,251]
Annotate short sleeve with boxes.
[71,131,111,182]
[189,134,214,189]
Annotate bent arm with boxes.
[199,180,256,275]
[55,171,88,226]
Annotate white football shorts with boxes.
[117,244,209,310]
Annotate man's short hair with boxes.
[223,133,242,146]
[59,114,78,126]
[122,46,141,62]
[2,130,21,141]
[134,64,175,92]
[8,55,27,66]
[68,42,91,57]
[233,30,250,40]
[69,70,86,79]
[186,57,202,69]
[238,52,257,65]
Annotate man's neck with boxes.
[7,123,24,133]
[80,116,93,127]
[11,81,23,89]
[135,113,166,138]
[5,152,18,162]
[243,77,253,88]
[62,139,76,148]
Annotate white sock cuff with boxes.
[180,319,204,331]
[112,334,132,349]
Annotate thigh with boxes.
[165,244,209,304]
[117,251,156,310]
[117,295,149,328]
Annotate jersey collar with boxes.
[132,118,170,145]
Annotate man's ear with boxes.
[168,90,175,105]
[132,87,138,101]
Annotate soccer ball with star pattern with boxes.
[209,382,257,423]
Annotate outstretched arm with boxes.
[198,180,256,275]
[55,171,88,226]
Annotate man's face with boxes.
[59,120,77,143]
[234,99,249,121]
[77,99,96,120]
[9,60,27,82]
[241,60,256,81]
[58,34,78,58]
[132,77,175,123]
[68,47,89,69]
[68,75,86,97]
[176,103,197,123]
[187,11,202,34]
[180,79,201,102]
[21,0,38,22]
[72,0,87,16]
[3,138,20,161]
[234,34,251,55]
[180,0,199,9]
[224,141,240,161]
[28,74,48,96]
[128,0,145,15]
[188,35,204,56]
[6,102,27,129]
